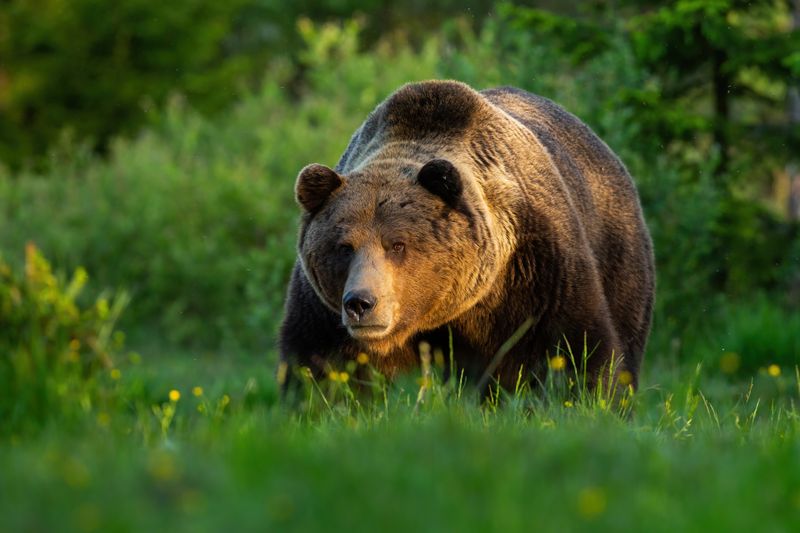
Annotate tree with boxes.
[0,0,256,171]
[625,0,800,184]
[788,0,800,220]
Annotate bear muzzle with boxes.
[342,290,391,339]
[343,290,377,321]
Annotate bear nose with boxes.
[343,291,377,321]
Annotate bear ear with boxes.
[295,164,343,213]
[416,159,463,207]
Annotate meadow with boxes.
[3,351,800,532]
[2,7,800,532]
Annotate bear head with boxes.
[294,156,508,355]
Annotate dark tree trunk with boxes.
[789,0,800,221]
[712,47,730,181]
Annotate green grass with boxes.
[3,349,800,533]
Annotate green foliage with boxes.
[474,1,800,179]
[0,0,506,171]
[498,3,612,64]
[624,0,800,176]
[0,0,259,170]
[0,21,438,349]
[706,297,800,376]
[0,244,128,433]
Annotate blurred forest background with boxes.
[1,0,799,376]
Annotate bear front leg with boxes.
[278,262,353,397]
[554,312,631,400]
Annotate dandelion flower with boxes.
[357,353,369,365]
[339,371,349,383]
[110,368,121,380]
[328,371,340,382]
[169,389,181,402]
[192,386,203,397]
[768,364,781,377]
[564,400,573,408]
[618,370,633,386]
[550,355,566,371]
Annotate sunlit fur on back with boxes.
[280,80,654,392]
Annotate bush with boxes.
[0,244,128,433]
[0,21,438,350]
[706,298,800,377]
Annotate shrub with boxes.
[706,297,800,377]
[0,21,438,350]
[0,244,128,433]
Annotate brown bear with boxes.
[279,80,654,394]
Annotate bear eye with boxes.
[392,242,405,254]
[337,243,354,255]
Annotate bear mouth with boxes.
[347,324,390,339]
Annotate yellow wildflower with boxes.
[339,371,349,383]
[433,348,445,369]
[148,451,177,482]
[768,364,781,377]
[564,400,573,408]
[97,412,110,428]
[328,371,340,382]
[61,457,90,488]
[192,386,203,397]
[719,352,740,374]
[169,389,181,402]
[577,486,607,519]
[110,368,121,380]
[357,353,369,365]
[618,370,633,386]
[550,355,566,371]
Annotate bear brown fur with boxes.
[279,80,655,393]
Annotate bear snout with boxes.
[343,290,377,322]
